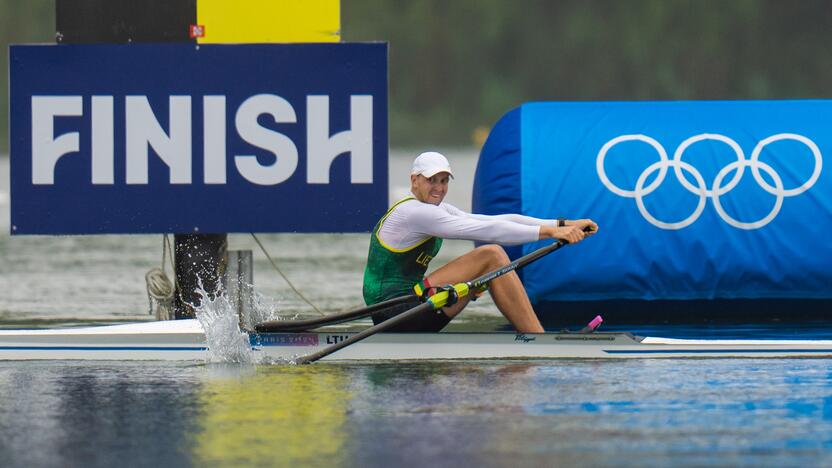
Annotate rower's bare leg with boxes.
[426,245,544,333]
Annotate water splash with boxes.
[242,288,303,364]
[240,287,281,331]
[193,287,254,364]
[193,282,298,365]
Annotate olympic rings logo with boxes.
[596,133,823,230]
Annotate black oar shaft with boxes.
[468,240,567,289]
[254,295,414,332]
[293,302,434,364]
[469,226,594,288]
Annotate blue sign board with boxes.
[476,101,831,301]
[10,43,388,234]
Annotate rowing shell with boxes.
[0,319,831,361]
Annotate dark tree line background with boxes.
[2,0,831,150]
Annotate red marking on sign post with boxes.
[189,25,205,39]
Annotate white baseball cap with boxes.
[411,151,454,179]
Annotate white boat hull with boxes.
[1,320,831,361]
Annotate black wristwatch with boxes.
[557,217,567,227]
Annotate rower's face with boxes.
[411,172,450,205]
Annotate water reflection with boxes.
[192,364,352,467]
[0,362,201,467]
[0,359,830,467]
[355,361,538,414]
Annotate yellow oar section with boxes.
[424,282,470,310]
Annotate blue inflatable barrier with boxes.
[473,101,831,315]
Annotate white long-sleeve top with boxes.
[377,197,556,251]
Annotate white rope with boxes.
[250,233,324,316]
[146,234,176,320]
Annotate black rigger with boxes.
[254,295,415,332]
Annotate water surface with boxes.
[1,359,830,467]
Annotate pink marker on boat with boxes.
[576,315,603,334]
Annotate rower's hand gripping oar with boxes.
[294,234,586,364]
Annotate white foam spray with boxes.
[193,287,254,363]
[192,281,301,364]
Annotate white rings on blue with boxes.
[596,133,822,230]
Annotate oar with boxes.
[294,236,579,364]
[254,295,414,332]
